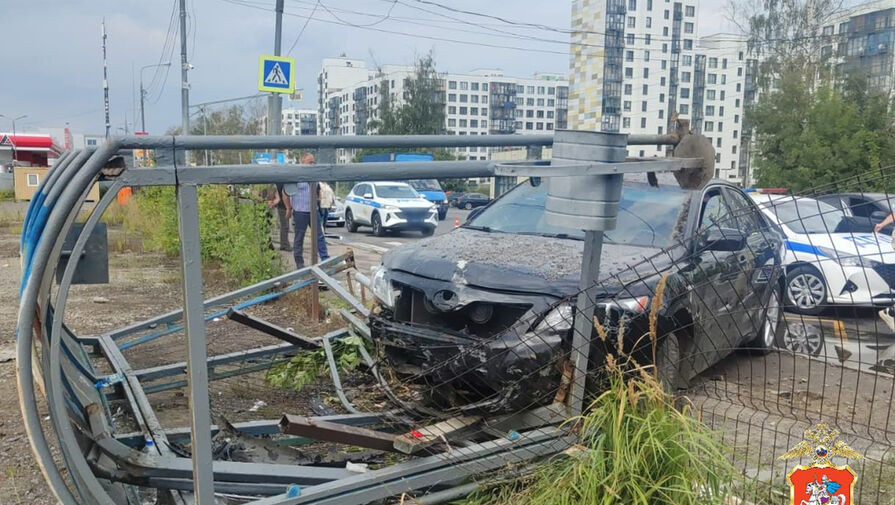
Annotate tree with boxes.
[190,103,264,165]
[751,70,895,192]
[726,0,843,89]
[367,52,446,135]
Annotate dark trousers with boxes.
[292,211,329,269]
[277,205,291,250]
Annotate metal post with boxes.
[102,19,111,138]
[179,0,190,159]
[175,183,215,503]
[268,0,284,146]
[569,230,604,416]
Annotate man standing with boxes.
[319,181,335,229]
[266,183,292,251]
[285,152,329,269]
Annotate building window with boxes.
[471,107,479,115]
[526,98,534,106]
[657,126,663,134]
[680,103,689,114]
[704,121,713,132]
[86,139,98,146]
[645,34,651,45]
[537,110,545,118]
[460,94,468,102]
[460,106,468,114]
[629,0,636,9]
[646,17,652,27]
[822,25,834,36]
[548,86,555,94]
[715,153,721,162]
[719,106,725,116]
[537,86,545,94]
[526,110,534,118]
[685,5,695,16]
[722,58,728,69]
[720,90,725,100]
[482,95,488,104]
[527,85,535,94]
[482,108,488,116]
[460,81,469,90]
[642,101,648,111]
[708,57,718,69]
[663,26,669,36]
[626,33,635,44]
[716,137,722,148]
[642,84,649,94]
[459,119,468,127]
[661,76,666,86]
[682,71,691,82]
[662,43,668,53]
[734,114,739,123]
[721,75,726,84]
[547,98,555,106]
[470,119,478,128]
[733,130,738,139]
[537,98,545,106]
[516,85,525,93]
[448,81,457,89]
[536,122,544,130]
[449,93,456,102]
[448,106,457,114]
[641,118,647,128]
[644,50,650,61]
[718,122,723,132]
[661,60,667,69]
[547,123,554,130]
[707,73,717,84]
[547,110,554,118]
[682,55,692,66]
[628,16,636,27]
[626,50,634,61]
[624,100,632,111]
[738,51,744,60]
[707,90,716,100]
[625,67,634,78]
[684,21,694,33]
[26,173,39,187]
[705,105,715,116]
[526,122,533,130]
[736,83,741,92]
[471,95,479,103]
[623,117,631,128]
[482,120,488,128]
[732,145,737,154]
[643,68,649,78]
[448,118,457,127]
[680,87,690,98]
[683,39,693,50]
[664,9,669,19]
[659,109,664,119]
[659,93,665,102]
[624,84,633,95]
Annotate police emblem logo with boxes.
[779,424,863,505]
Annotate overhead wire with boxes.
[145,0,179,97]
[286,0,321,56]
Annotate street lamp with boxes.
[140,62,172,133]
[0,114,27,164]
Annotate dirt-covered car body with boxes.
[369,177,784,413]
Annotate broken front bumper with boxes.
[370,314,566,414]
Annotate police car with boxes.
[750,193,895,315]
[344,181,438,237]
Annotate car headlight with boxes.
[599,296,650,313]
[817,246,880,268]
[535,303,574,333]
[370,265,398,308]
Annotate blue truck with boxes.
[361,152,448,220]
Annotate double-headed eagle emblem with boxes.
[779,424,863,466]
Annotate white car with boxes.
[750,193,895,315]
[344,181,438,237]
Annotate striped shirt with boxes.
[290,183,311,212]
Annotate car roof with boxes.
[361,181,413,188]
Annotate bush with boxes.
[266,335,366,391]
[128,185,282,284]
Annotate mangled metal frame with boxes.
[17,131,710,504]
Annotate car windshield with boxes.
[766,198,844,234]
[466,181,690,248]
[376,185,419,199]
[407,179,442,191]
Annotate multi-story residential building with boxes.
[691,34,758,183]
[317,57,373,137]
[261,108,319,136]
[617,0,700,157]
[823,0,895,92]
[317,61,570,162]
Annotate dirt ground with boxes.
[0,210,383,504]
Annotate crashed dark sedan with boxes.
[368,177,785,413]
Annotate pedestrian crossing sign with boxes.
[258,54,295,93]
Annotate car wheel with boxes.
[371,212,386,237]
[780,321,824,356]
[421,226,435,237]
[345,209,359,232]
[745,289,782,354]
[655,331,682,392]
[464,202,473,210]
[784,265,827,315]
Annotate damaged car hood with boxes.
[383,228,672,297]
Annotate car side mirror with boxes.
[467,208,485,222]
[871,210,889,222]
[699,227,746,252]
[363,193,373,199]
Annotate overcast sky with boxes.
[0,0,736,136]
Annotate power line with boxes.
[286,0,320,55]
[146,0,179,95]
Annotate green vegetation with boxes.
[266,334,366,391]
[0,189,15,201]
[458,356,736,505]
[108,185,282,285]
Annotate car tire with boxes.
[464,202,473,210]
[421,226,435,237]
[779,320,825,356]
[345,209,359,232]
[438,209,447,221]
[372,212,386,237]
[745,289,782,354]
[655,331,682,392]
[784,265,828,316]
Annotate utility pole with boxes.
[102,19,111,138]
[140,62,172,133]
[268,0,284,139]
[179,0,191,156]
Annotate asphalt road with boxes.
[327,207,472,253]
